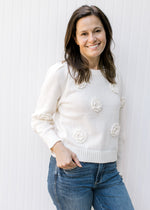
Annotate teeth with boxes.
[88,44,99,48]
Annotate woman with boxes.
[31,5,134,210]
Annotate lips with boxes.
[87,43,100,49]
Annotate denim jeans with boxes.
[47,156,134,210]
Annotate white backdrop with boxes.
[0,0,150,209]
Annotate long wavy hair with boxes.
[64,5,116,84]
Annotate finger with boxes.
[59,159,76,169]
[62,161,77,170]
[66,160,77,169]
[64,166,77,170]
[72,154,82,167]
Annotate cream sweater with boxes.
[31,61,125,167]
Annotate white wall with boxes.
[0,0,150,209]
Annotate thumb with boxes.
[72,153,82,167]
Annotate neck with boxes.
[88,57,100,70]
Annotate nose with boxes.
[88,33,96,43]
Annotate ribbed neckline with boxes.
[90,68,100,71]
[90,68,102,72]
[90,69,103,77]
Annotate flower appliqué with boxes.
[72,129,87,143]
[110,123,120,137]
[120,97,126,109]
[37,113,51,121]
[76,81,87,89]
[91,98,103,113]
[109,83,119,94]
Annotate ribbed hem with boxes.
[51,145,117,164]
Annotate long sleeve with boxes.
[116,72,126,176]
[31,62,68,149]
[117,113,125,176]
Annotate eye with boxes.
[81,32,88,36]
[95,29,101,33]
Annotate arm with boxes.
[31,62,66,149]
[116,72,126,177]
[31,62,82,169]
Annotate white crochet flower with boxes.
[91,98,103,113]
[109,83,119,94]
[72,129,87,143]
[76,82,87,89]
[110,123,120,137]
[120,97,126,109]
[38,113,51,121]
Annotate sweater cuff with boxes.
[39,132,63,150]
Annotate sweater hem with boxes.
[51,145,117,164]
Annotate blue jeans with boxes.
[47,156,134,210]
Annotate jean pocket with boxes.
[62,165,78,171]
[60,161,87,175]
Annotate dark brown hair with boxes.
[64,5,116,84]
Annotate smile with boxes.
[87,43,100,49]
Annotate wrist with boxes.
[51,141,63,153]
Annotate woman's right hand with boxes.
[51,141,82,170]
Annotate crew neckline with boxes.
[90,69,100,71]
[90,69,104,80]
[90,69,102,73]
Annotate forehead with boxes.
[76,15,103,32]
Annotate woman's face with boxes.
[75,15,106,64]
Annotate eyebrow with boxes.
[79,26,103,33]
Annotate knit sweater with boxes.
[31,61,125,167]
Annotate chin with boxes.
[88,52,101,58]
[88,50,102,57]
